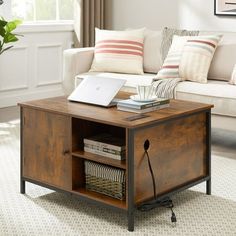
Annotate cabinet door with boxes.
[22,108,72,191]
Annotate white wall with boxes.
[0,0,11,19]
[108,0,236,32]
[178,0,236,31]
[0,24,73,108]
[107,0,179,30]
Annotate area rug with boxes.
[0,119,236,236]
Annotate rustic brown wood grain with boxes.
[133,112,207,204]
[73,188,127,210]
[23,108,72,191]
[20,94,212,210]
[72,151,126,169]
[19,94,213,128]
[72,156,85,190]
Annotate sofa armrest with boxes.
[62,47,94,94]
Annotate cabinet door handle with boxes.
[62,149,70,155]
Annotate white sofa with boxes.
[63,29,236,130]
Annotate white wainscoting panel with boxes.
[36,44,62,87]
[0,46,28,92]
[0,23,74,108]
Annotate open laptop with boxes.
[68,76,126,107]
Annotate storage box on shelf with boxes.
[85,160,126,200]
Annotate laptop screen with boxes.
[68,76,126,107]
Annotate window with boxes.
[2,0,74,22]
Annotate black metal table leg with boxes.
[206,178,211,195]
[20,179,25,194]
[127,129,135,231]
[20,107,25,194]
[206,111,211,195]
[128,211,134,232]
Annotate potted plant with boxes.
[0,1,22,55]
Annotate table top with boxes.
[19,93,213,129]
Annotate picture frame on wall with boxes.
[214,0,236,16]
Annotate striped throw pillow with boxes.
[157,35,222,83]
[156,35,187,79]
[180,35,222,83]
[160,27,199,64]
[90,28,145,74]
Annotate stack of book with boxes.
[83,133,126,160]
[117,98,170,113]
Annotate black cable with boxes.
[145,149,157,199]
[137,141,177,224]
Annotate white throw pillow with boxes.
[143,29,162,73]
[126,28,162,73]
[90,28,145,74]
[156,35,187,80]
[229,64,236,85]
[180,35,222,83]
[156,35,222,83]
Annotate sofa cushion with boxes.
[160,27,199,64]
[156,35,186,79]
[75,72,155,93]
[200,31,236,82]
[75,72,236,117]
[126,28,162,74]
[90,28,145,75]
[157,35,222,83]
[175,80,236,117]
[143,29,162,73]
[180,34,222,83]
[229,64,236,85]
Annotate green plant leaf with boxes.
[5,20,22,33]
[0,19,8,27]
[0,27,6,37]
[3,33,19,43]
[0,18,22,55]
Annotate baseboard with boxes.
[212,114,236,132]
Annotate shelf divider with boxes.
[72,150,126,169]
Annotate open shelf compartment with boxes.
[71,117,127,207]
[72,117,126,154]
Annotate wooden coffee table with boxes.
[19,94,213,231]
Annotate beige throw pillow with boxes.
[90,28,145,74]
[156,36,187,80]
[143,29,162,73]
[160,27,199,64]
[157,35,222,83]
[126,28,162,73]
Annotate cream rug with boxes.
[0,118,236,236]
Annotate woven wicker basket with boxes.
[85,160,126,200]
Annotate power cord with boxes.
[137,140,177,224]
